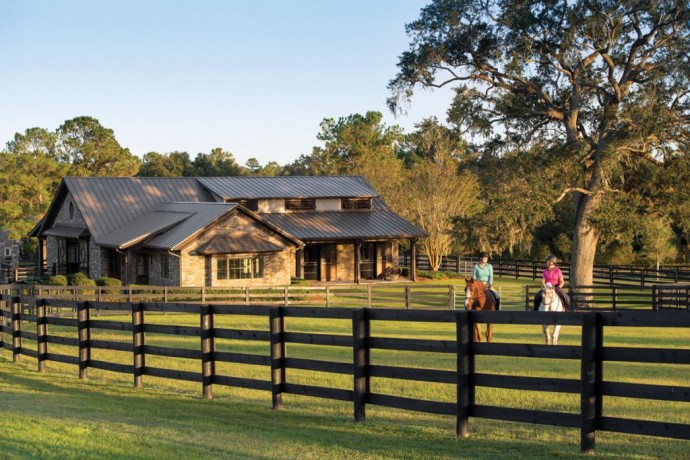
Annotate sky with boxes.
[1,0,452,166]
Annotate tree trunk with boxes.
[570,193,600,288]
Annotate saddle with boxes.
[534,289,571,311]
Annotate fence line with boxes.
[400,254,690,286]
[1,294,688,454]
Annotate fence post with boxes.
[132,302,145,388]
[449,285,456,310]
[284,287,289,306]
[580,311,599,454]
[641,268,645,287]
[366,285,372,308]
[269,306,286,410]
[456,256,460,274]
[245,287,250,305]
[201,304,215,399]
[325,286,330,308]
[652,285,659,311]
[201,286,206,303]
[37,299,47,373]
[352,308,370,422]
[611,287,617,311]
[12,296,21,362]
[77,302,90,379]
[456,310,473,438]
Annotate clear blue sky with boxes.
[1,0,451,166]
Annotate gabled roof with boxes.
[198,176,378,200]
[143,202,302,251]
[61,177,213,243]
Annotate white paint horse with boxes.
[539,282,565,345]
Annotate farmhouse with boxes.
[30,176,426,286]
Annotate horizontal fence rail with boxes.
[400,254,690,286]
[1,295,689,454]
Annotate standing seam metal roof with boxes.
[64,177,213,243]
[198,176,379,199]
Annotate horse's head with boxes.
[464,277,484,309]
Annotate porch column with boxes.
[296,248,303,279]
[354,241,361,284]
[410,239,418,282]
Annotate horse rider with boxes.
[472,252,501,309]
[534,255,571,310]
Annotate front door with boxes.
[304,245,320,280]
[136,254,149,285]
[322,244,337,281]
[360,243,376,280]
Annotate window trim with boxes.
[216,255,264,280]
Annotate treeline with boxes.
[2,111,688,271]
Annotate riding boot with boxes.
[495,296,501,310]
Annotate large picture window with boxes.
[217,256,263,280]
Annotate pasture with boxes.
[0,279,688,459]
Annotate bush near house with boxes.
[417,269,462,280]
[47,275,68,286]
[67,272,96,287]
[95,277,122,287]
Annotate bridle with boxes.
[465,282,486,308]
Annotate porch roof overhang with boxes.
[43,225,90,239]
[261,210,427,241]
[196,235,286,255]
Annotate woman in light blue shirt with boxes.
[472,252,500,309]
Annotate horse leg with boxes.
[474,323,482,342]
[552,325,561,346]
[485,323,493,343]
[542,325,551,345]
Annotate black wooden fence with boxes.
[1,295,688,454]
[400,254,690,286]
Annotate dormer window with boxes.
[238,199,258,211]
[69,202,75,219]
[341,198,372,210]
[285,198,315,211]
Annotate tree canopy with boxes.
[389,0,690,284]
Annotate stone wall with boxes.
[180,212,295,287]
[336,243,355,281]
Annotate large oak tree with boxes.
[389,1,690,286]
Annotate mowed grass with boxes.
[1,279,688,459]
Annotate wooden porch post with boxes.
[411,239,418,282]
[354,241,361,284]
[295,248,303,279]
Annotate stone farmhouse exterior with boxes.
[30,176,426,287]
[0,229,21,283]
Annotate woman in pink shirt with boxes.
[534,255,570,310]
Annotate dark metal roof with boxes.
[261,210,427,241]
[144,203,239,250]
[99,211,193,249]
[198,176,378,199]
[196,235,285,255]
[43,225,89,239]
[64,177,212,243]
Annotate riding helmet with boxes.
[546,255,558,263]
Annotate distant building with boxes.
[0,229,21,282]
[31,176,426,286]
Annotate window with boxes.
[4,247,11,257]
[341,198,372,210]
[217,256,263,280]
[238,199,259,211]
[285,198,315,211]
[161,254,170,278]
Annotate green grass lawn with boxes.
[0,279,688,459]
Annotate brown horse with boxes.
[464,277,497,342]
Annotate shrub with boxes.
[47,275,68,286]
[95,277,122,287]
[68,272,96,287]
[291,277,309,286]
